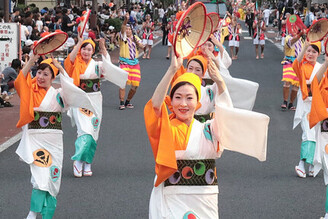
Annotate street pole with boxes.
[90,0,98,29]
[4,0,9,22]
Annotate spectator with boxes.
[62,8,76,32]
[0,59,21,102]
[49,16,62,31]
[20,19,29,46]
[34,13,43,32]
[11,7,20,22]
[263,6,271,27]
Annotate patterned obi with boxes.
[321,119,328,132]
[164,159,217,187]
[29,111,62,130]
[194,113,213,123]
[79,78,100,93]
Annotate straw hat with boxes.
[197,14,213,47]
[33,30,68,55]
[208,12,220,31]
[307,18,328,43]
[173,2,208,58]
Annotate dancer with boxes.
[15,55,94,219]
[142,14,154,59]
[227,13,242,60]
[253,13,266,59]
[280,29,304,110]
[145,51,269,218]
[293,40,322,178]
[64,34,128,177]
[118,13,145,110]
[307,53,328,219]
[166,14,177,59]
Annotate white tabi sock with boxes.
[84,163,92,172]
[298,160,305,171]
[26,211,37,219]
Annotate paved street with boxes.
[0,30,327,218]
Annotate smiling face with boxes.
[80,43,94,62]
[171,84,198,126]
[36,66,54,90]
[187,60,203,78]
[305,45,319,64]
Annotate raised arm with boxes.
[208,59,226,95]
[210,35,224,59]
[98,38,108,57]
[316,55,328,82]
[21,53,39,77]
[151,52,183,116]
[297,40,310,63]
[121,12,129,35]
[290,29,306,46]
[69,30,83,63]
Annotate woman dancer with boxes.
[145,52,269,218]
[293,40,322,178]
[307,53,328,219]
[15,54,94,219]
[64,34,127,177]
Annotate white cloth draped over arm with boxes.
[100,53,128,89]
[213,90,270,162]
[59,71,96,115]
[219,59,259,110]
[220,49,232,69]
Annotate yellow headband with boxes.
[41,58,59,77]
[310,41,321,53]
[171,73,201,100]
[80,39,96,51]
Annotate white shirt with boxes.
[263,9,271,18]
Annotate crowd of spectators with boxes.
[0,0,178,108]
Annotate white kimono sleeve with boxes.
[213,90,270,162]
[100,53,128,89]
[59,71,96,115]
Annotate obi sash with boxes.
[28,111,62,130]
[164,159,217,187]
[79,78,100,93]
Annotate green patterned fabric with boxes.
[300,140,316,164]
[71,134,97,163]
[30,189,57,219]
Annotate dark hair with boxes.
[187,59,204,73]
[310,44,320,54]
[170,81,199,101]
[37,63,55,78]
[11,59,22,70]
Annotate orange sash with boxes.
[14,72,47,128]
[64,53,91,86]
